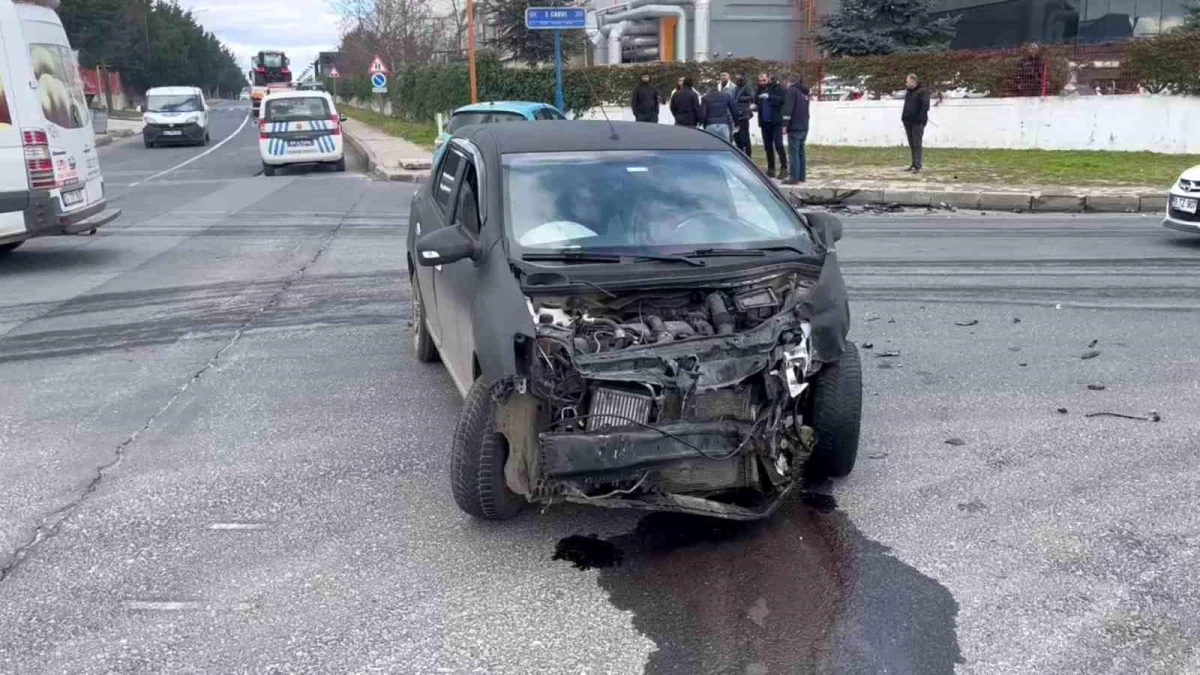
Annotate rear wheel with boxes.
[143,137,153,148]
[805,340,863,479]
[262,162,275,177]
[450,379,525,520]
[0,241,25,255]
[333,157,346,172]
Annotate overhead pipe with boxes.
[606,21,629,65]
[585,11,608,65]
[602,5,687,63]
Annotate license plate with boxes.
[163,130,183,136]
[1171,195,1198,214]
[85,180,103,204]
[287,140,314,148]
[62,189,84,207]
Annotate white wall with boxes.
[580,95,1200,154]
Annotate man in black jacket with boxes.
[700,82,737,142]
[631,72,660,123]
[781,78,810,184]
[669,77,704,127]
[731,73,755,156]
[755,73,787,179]
[901,73,931,173]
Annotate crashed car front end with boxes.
[495,258,850,520]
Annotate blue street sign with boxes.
[371,72,387,94]
[525,7,587,29]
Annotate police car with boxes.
[258,90,346,176]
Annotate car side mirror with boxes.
[802,212,843,246]
[416,226,475,266]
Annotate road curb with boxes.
[342,125,430,183]
[784,185,1166,214]
[94,129,136,148]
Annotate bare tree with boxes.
[335,0,450,67]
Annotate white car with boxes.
[142,86,208,147]
[239,89,250,100]
[258,89,345,176]
[1163,165,1200,234]
[0,0,119,254]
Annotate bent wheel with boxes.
[805,340,863,479]
[412,287,439,363]
[450,379,525,520]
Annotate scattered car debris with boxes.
[876,350,901,358]
[864,314,881,322]
[1081,350,1101,360]
[878,362,899,369]
[1057,407,1069,414]
[1087,339,1098,348]
[887,318,896,324]
[1019,362,1028,367]
[552,534,624,570]
[1008,346,1021,352]
[1013,317,1021,324]
[957,499,987,513]
[869,452,889,459]
[1085,410,1161,422]
[1087,384,1106,391]
[945,438,967,446]
[955,320,979,327]
[861,342,874,349]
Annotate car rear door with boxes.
[412,146,465,358]
[0,21,28,241]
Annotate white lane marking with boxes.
[129,111,252,187]
[125,601,205,611]
[207,522,269,531]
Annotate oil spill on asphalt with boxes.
[554,493,962,674]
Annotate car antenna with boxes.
[575,68,619,141]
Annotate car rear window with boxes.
[447,110,526,133]
[264,97,331,122]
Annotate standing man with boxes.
[719,72,737,99]
[669,77,704,127]
[732,73,755,156]
[901,73,930,173]
[756,73,787,179]
[631,72,660,123]
[701,80,737,142]
[781,77,810,184]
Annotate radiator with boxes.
[587,387,654,431]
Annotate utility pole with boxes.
[467,0,478,103]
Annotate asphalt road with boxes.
[2,109,1199,673]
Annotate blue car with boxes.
[433,101,566,165]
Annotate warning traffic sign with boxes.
[328,66,341,79]
[367,55,389,75]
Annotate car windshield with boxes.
[147,94,201,112]
[447,110,526,133]
[504,150,813,254]
[264,97,330,121]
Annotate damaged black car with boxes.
[407,120,860,521]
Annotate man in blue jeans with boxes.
[781,77,811,184]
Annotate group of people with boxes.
[631,70,934,181]
[631,71,810,184]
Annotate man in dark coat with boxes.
[700,81,737,142]
[901,73,930,173]
[669,77,704,127]
[781,78,810,184]
[755,73,787,178]
[631,72,660,123]
[731,73,755,156]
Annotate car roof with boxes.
[461,120,730,155]
[264,89,334,102]
[146,86,202,95]
[452,101,556,116]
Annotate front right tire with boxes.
[450,379,525,520]
[805,340,863,479]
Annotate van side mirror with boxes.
[416,226,475,266]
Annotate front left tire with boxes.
[412,287,439,363]
[450,379,525,520]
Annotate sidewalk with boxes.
[341,118,432,182]
[94,117,142,148]
[780,178,1167,213]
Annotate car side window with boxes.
[453,162,482,236]
[538,108,565,120]
[434,150,464,213]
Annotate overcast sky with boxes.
[179,0,342,78]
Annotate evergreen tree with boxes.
[1182,0,1200,31]
[482,0,585,67]
[817,0,958,57]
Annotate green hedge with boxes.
[327,33,1199,122]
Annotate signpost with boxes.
[525,7,586,113]
[328,66,340,100]
[368,55,389,113]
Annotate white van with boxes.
[142,85,208,147]
[0,0,118,254]
[258,89,345,176]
